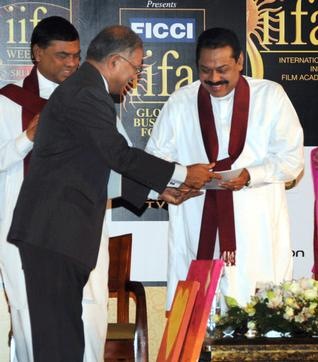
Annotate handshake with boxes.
[159,162,221,205]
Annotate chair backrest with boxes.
[106,233,149,361]
[108,233,132,323]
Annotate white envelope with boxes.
[203,168,243,190]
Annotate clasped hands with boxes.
[159,164,251,205]
[159,163,219,205]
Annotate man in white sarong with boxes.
[146,27,304,310]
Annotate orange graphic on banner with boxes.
[247,0,282,79]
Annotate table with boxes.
[200,336,318,361]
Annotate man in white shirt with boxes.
[146,27,304,310]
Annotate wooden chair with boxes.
[104,233,149,362]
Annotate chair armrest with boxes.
[126,281,149,361]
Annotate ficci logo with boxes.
[130,18,195,43]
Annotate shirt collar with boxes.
[37,69,59,99]
[211,88,235,102]
[100,73,109,93]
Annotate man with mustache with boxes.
[146,27,304,310]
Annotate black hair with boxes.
[196,27,242,65]
[86,25,143,62]
[31,16,79,62]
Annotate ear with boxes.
[32,44,43,63]
[107,54,120,72]
[237,51,244,71]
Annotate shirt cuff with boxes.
[147,164,187,200]
[15,131,33,157]
[245,165,266,187]
[167,164,187,187]
[148,190,159,199]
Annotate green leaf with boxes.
[225,296,239,308]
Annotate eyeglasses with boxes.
[117,54,143,74]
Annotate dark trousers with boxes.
[19,243,90,362]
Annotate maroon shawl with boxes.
[196,76,250,265]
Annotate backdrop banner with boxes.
[245,0,317,280]
[110,0,246,221]
[0,0,315,281]
[246,0,318,146]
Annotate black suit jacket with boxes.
[8,62,174,269]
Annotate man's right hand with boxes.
[185,163,220,189]
[26,113,40,141]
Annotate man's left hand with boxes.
[220,168,250,191]
[159,186,202,205]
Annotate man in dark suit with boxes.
[7,25,214,361]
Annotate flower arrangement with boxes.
[212,278,318,338]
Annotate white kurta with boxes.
[0,71,57,362]
[146,77,304,309]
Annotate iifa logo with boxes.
[130,18,195,43]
